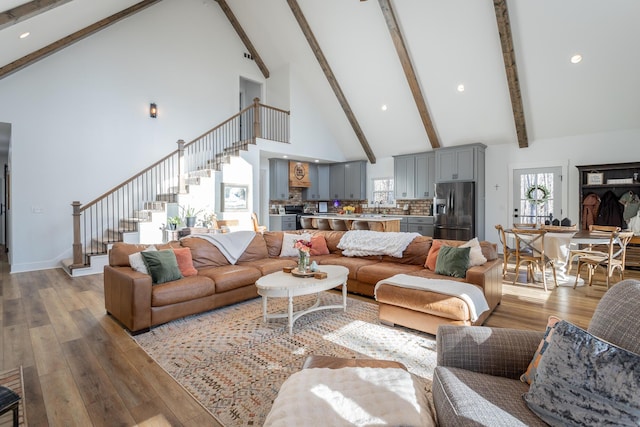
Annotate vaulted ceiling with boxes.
[1,0,639,162]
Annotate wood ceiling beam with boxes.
[215,0,269,79]
[494,0,528,148]
[378,0,440,149]
[0,0,72,31]
[0,0,161,80]
[287,0,376,164]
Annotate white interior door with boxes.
[513,167,563,225]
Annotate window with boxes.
[513,167,562,224]
[372,178,394,206]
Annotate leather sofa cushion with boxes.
[376,283,472,321]
[179,237,230,269]
[381,235,432,265]
[198,265,262,293]
[151,275,216,307]
[480,241,498,261]
[357,263,424,285]
[238,258,296,275]
[317,256,379,280]
[109,242,175,267]
[237,234,270,262]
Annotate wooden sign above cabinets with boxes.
[289,161,311,187]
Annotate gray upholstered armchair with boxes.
[433,279,640,426]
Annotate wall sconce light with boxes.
[149,103,157,118]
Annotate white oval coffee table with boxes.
[255,265,349,334]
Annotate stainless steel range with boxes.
[284,204,305,229]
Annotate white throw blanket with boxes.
[264,367,435,427]
[187,231,256,264]
[375,274,490,322]
[337,230,421,257]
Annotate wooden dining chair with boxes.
[567,225,620,274]
[495,224,517,278]
[573,230,634,289]
[251,213,267,233]
[511,228,557,291]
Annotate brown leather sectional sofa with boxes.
[104,230,502,335]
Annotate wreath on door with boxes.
[525,184,551,205]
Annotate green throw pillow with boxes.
[434,246,470,278]
[141,250,183,284]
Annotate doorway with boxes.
[512,166,563,225]
[239,77,263,141]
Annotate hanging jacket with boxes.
[595,190,626,228]
[581,192,600,230]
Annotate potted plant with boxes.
[167,216,181,230]
[180,205,203,228]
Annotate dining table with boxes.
[505,228,614,286]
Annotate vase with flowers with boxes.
[294,239,312,273]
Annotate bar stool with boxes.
[316,218,332,230]
[369,222,384,232]
[300,217,315,229]
[351,220,370,230]
[329,219,349,231]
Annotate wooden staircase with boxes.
[64,99,289,276]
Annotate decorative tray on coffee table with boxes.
[291,268,316,278]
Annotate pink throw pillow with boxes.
[310,235,330,256]
[173,247,198,276]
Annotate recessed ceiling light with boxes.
[570,54,583,64]
[283,155,288,158]
[381,104,387,111]
[457,84,465,92]
[314,159,319,163]
[19,32,30,39]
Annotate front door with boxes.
[513,167,563,225]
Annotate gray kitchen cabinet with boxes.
[303,164,330,200]
[270,215,296,231]
[435,144,484,183]
[399,217,408,232]
[407,216,434,236]
[329,163,345,199]
[344,161,366,200]
[394,152,434,199]
[269,159,289,200]
[416,152,435,198]
[329,161,366,200]
[394,155,415,199]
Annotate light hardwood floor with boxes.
[1,257,637,426]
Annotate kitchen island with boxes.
[300,214,403,232]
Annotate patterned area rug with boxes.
[133,293,437,426]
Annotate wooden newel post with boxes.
[177,139,187,194]
[253,97,261,139]
[72,201,83,266]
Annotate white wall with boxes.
[484,129,640,245]
[0,0,270,272]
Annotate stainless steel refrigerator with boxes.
[434,181,475,241]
